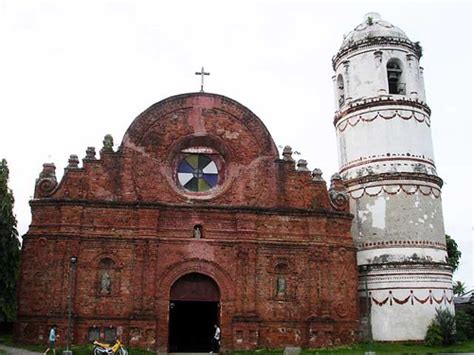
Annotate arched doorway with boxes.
[168,272,220,352]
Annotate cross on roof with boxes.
[195,67,210,92]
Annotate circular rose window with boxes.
[177,154,219,192]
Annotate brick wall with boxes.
[16,93,358,351]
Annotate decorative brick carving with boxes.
[34,163,58,198]
[328,173,349,211]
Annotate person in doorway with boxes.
[210,324,221,353]
[44,324,58,355]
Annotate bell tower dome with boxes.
[332,13,453,341]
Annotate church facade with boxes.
[15,12,454,351]
[15,94,359,352]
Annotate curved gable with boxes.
[121,93,279,161]
[32,92,339,211]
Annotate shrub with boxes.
[425,308,456,346]
[425,321,443,346]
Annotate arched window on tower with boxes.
[337,74,345,107]
[387,59,406,95]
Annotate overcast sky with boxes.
[1,0,472,289]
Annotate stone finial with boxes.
[296,159,309,172]
[282,146,294,161]
[35,163,58,198]
[85,146,97,160]
[328,173,349,211]
[312,168,324,182]
[67,154,79,169]
[330,173,343,183]
[364,12,381,23]
[38,163,56,179]
[101,134,114,153]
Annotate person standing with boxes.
[210,324,221,354]
[44,324,58,355]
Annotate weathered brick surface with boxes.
[15,93,358,351]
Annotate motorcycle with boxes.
[93,339,128,355]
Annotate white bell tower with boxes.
[332,13,453,341]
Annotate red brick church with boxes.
[15,93,359,352]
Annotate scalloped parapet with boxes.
[29,94,346,213]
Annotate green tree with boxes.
[0,159,21,322]
[446,234,461,271]
[453,281,466,296]
[455,310,474,341]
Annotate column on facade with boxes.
[373,50,387,95]
[405,53,420,98]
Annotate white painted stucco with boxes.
[359,265,454,341]
[334,47,426,105]
[370,295,454,341]
[333,13,453,341]
[336,105,435,179]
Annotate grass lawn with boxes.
[0,334,43,352]
[0,334,155,354]
[230,341,474,354]
[302,340,474,354]
[1,334,473,354]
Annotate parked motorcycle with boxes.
[93,339,128,355]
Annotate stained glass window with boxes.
[177,154,219,192]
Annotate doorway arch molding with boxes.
[156,258,234,303]
[154,258,236,352]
